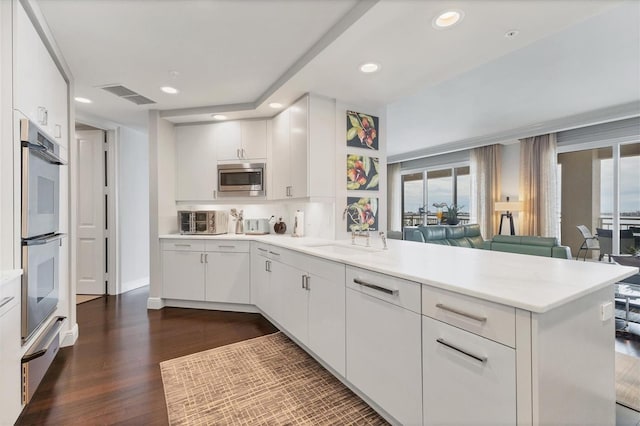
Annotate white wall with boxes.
[334,101,387,240]
[117,126,150,292]
[148,111,176,303]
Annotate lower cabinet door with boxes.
[422,315,516,426]
[250,254,270,311]
[271,260,308,344]
[307,272,345,376]
[162,250,205,300]
[205,252,250,303]
[346,288,422,425]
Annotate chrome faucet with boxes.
[351,226,370,247]
[344,206,370,247]
[379,231,388,250]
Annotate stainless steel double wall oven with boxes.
[20,118,66,341]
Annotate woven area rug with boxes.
[616,352,640,412]
[160,332,388,425]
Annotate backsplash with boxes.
[176,201,335,239]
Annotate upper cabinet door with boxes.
[14,3,68,148]
[289,96,309,198]
[270,110,290,200]
[175,124,218,201]
[215,121,242,161]
[240,120,267,160]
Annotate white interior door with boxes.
[76,130,105,295]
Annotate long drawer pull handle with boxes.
[435,303,487,323]
[353,278,399,296]
[269,251,280,256]
[436,338,487,363]
[257,247,268,252]
[218,245,235,249]
[0,296,14,309]
[174,244,191,247]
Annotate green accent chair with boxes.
[482,235,572,259]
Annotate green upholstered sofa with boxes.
[481,235,572,259]
[406,224,485,248]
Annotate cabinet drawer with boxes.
[161,239,205,252]
[252,242,271,257]
[346,266,421,314]
[422,315,516,425]
[265,245,298,264]
[422,285,515,348]
[206,240,250,253]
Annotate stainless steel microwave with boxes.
[218,162,265,196]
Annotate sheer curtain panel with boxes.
[519,133,558,238]
[470,144,501,239]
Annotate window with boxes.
[401,165,470,228]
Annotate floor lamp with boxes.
[495,197,523,235]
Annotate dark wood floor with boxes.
[16,287,278,425]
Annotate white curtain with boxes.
[387,163,402,232]
[471,145,501,239]
[519,133,558,238]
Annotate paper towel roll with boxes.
[293,210,304,237]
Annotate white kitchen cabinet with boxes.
[204,242,250,304]
[422,315,516,426]
[270,109,290,200]
[14,2,68,151]
[305,258,345,376]
[288,97,308,198]
[161,240,250,303]
[251,245,346,376]
[216,120,267,161]
[214,121,242,161]
[250,243,271,312]
[345,267,422,426]
[0,275,22,426]
[175,124,218,201]
[269,95,335,200]
[240,120,267,159]
[162,249,205,301]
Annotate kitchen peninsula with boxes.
[155,233,637,426]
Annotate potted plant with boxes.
[432,203,463,225]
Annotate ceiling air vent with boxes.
[99,84,156,105]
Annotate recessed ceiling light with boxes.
[433,10,464,28]
[74,97,92,104]
[504,29,520,38]
[359,62,381,73]
[269,102,283,109]
[161,86,179,94]
[212,114,227,120]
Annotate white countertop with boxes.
[0,269,23,286]
[159,234,638,313]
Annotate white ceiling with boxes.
[38,0,640,157]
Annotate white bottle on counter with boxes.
[292,210,304,237]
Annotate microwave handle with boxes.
[23,233,65,246]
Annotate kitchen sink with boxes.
[305,243,382,256]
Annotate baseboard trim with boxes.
[161,299,259,313]
[147,297,165,310]
[60,322,78,347]
[120,276,149,294]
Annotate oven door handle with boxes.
[22,141,66,165]
[23,233,65,246]
[21,317,66,363]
